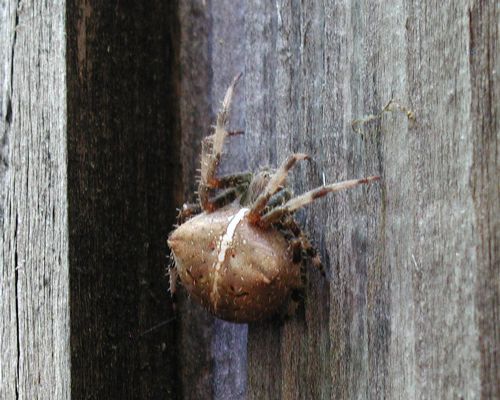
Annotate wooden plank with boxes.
[66,1,179,398]
[176,2,216,398]
[242,0,499,399]
[177,0,497,398]
[0,1,70,399]
[469,2,500,398]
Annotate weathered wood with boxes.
[178,0,499,399]
[0,1,70,399]
[66,1,179,398]
[469,2,500,398]
[245,0,499,399]
[176,2,215,399]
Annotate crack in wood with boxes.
[14,212,20,400]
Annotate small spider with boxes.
[167,73,379,323]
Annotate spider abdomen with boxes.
[168,205,302,323]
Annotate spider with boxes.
[167,73,379,323]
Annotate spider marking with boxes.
[211,208,249,310]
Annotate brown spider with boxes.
[167,73,379,323]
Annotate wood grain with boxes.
[0,1,70,399]
[470,2,500,398]
[179,0,499,399]
[244,1,499,399]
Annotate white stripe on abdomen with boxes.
[211,208,249,309]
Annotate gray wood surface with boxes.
[0,1,70,399]
[178,0,499,399]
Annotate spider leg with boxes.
[176,202,202,224]
[248,153,309,223]
[201,172,252,211]
[180,174,250,220]
[209,186,244,210]
[260,176,380,226]
[208,173,252,208]
[281,216,325,277]
[215,172,253,190]
[278,244,307,319]
[265,188,292,212]
[199,73,243,211]
[227,130,245,137]
[168,264,178,297]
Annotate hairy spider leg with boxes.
[260,176,380,226]
[216,172,253,189]
[199,168,252,205]
[177,203,202,224]
[227,130,245,137]
[209,185,249,210]
[281,215,326,277]
[264,188,325,275]
[180,174,251,221]
[248,153,309,223]
[264,188,292,211]
[168,264,178,296]
[199,73,243,211]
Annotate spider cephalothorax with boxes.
[167,74,379,323]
